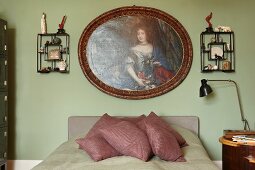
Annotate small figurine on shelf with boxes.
[39,46,45,53]
[212,65,218,70]
[57,15,67,34]
[205,12,213,32]
[226,43,230,51]
[39,67,51,73]
[52,37,62,45]
[204,64,213,70]
[41,13,47,34]
[215,25,232,32]
[57,59,67,71]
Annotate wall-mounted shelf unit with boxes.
[37,33,70,73]
[200,31,235,72]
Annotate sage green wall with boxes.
[1,0,255,160]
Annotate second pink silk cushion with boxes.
[144,122,185,161]
[139,112,187,147]
[76,136,121,161]
[76,114,121,161]
[100,121,152,161]
[76,113,147,161]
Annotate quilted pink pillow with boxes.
[76,113,147,161]
[76,114,121,161]
[86,113,121,138]
[100,121,152,161]
[86,114,146,138]
[76,136,120,161]
[144,122,185,161]
[139,112,187,147]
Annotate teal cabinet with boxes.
[0,18,7,170]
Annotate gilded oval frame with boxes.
[78,6,193,99]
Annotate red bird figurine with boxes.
[205,12,213,28]
[59,15,67,29]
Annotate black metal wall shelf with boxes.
[200,31,235,72]
[37,33,70,73]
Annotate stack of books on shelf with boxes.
[232,135,255,145]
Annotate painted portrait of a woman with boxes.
[124,23,178,90]
[86,16,183,91]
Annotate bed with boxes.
[32,115,219,170]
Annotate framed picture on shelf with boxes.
[48,48,61,60]
[210,45,224,60]
[78,6,193,99]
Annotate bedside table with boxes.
[219,135,255,170]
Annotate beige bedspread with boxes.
[32,125,219,170]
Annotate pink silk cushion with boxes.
[144,122,185,161]
[86,114,146,138]
[76,113,146,161]
[139,112,187,147]
[76,136,120,161]
[100,121,152,161]
[86,113,121,138]
[76,113,121,161]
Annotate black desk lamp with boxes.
[199,79,250,131]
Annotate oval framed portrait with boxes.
[78,6,193,99]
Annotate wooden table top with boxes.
[219,136,255,147]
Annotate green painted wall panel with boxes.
[0,0,255,160]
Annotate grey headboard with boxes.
[68,116,199,139]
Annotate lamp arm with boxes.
[230,80,250,131]
[207,79,250,130]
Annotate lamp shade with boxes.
[199,79,213,97]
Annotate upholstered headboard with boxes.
[68,116,199,139]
